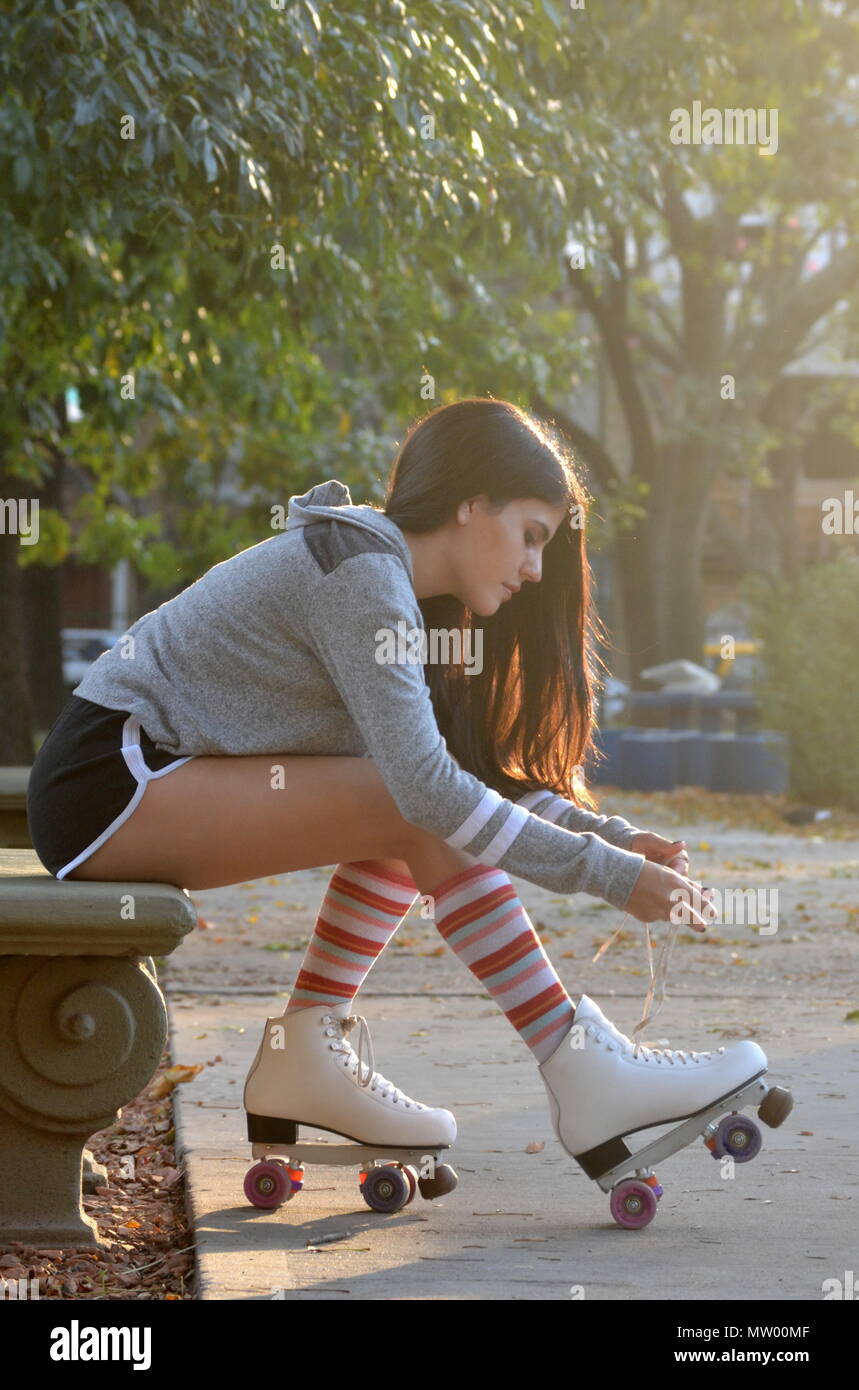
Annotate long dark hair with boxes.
[383,397,609,811]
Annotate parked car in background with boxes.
[62,628,124,696]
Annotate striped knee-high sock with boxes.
[285,860,418,1013]
[431,863,575,1063]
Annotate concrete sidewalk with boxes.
[161,824,859,1300]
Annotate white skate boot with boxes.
[243,1001,457,1148]
[539,994,793,1228]
[242,1002,459,1214]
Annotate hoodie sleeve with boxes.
[306,552,646,911]
[514,789,644,851]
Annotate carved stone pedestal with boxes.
[0,851,196,1248]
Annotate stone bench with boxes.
[0,849,196,1249]
[0,768,31,849]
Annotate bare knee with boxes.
[359,855,413,878]
[389,820,428,864]
[398,823,479,895]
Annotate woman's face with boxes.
[448,495,570,616]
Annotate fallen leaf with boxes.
[148,1064,204,1099]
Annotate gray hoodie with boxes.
[73,479,646,910]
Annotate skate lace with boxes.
[328,1013,418,1108]
[591,896,718,1060]
[583,1009,720,1064]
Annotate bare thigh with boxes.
[65,754,471,892]
[67,755,409,889]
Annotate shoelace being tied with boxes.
[592,892,712,1057]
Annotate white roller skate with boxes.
[242,1002,458,1214]
[539,993,793,1229]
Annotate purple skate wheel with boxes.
[361,1164,410,1213]
[244,1160,291,1209]
[610,1179,659,1229]
[709,1114,762,1163]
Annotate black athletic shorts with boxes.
[27,695,196,879]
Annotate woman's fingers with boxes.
[676,875,717,928]
[692,882,717,922]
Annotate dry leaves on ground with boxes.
[0,1049,196,1300]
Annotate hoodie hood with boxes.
[284,478,414,581]
[284,479,354,525]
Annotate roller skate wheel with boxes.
[609,1179,659,1230]
[361,1164,410,1213]
[383,1160,417,1204]
[244,1161,293,1209]
[708,1114,763,1162]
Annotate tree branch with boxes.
[633,327,686,374]
[742,237,859,376]
[729,218,839,359]
[638,288,684,351]
[567,265,658,480]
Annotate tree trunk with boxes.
[658,523,707,664]
[647,443,710,665]
[611,524,661,689]
[769,445,803,584]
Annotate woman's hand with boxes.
[625,851,715,932]
[630,831,690,874]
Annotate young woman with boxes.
[27,397,767,1178]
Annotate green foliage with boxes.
[1,0,591,586]
[2,0,859,639]
[742,550,859,811]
